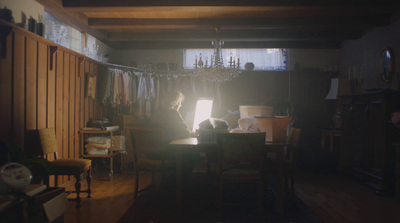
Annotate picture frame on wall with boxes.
[85,72,96,99]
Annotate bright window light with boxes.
[192,98,213,132]
[183,48,287,71]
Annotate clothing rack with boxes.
[102,62,143,72]
[102,62,194,76]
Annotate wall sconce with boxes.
[192,97,213,132]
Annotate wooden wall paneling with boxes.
[37,42,47,129]
[84,60,89,126]
[13,33,25,147]
[46,47,55,185]
[80,59,85,129]
[0,30,12,142]
[69,54,76,159]
[47,46,56,133]
[63,51,70,183]
[93,64,101,119]
[55,50,64,156]
[63,51,70,158]
[55,50,64,186]
[90,62,94,120]
[46,45,56,186]
[25,37,37,131]
[75,57,81,158]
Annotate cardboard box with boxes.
[42,192,69,222]
[29,187,69,223]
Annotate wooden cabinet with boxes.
[113,114,147,165]
[339,90,397,195]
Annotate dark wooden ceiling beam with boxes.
[110,40,342,50]
[88,16,391,29]
[62,0,396,9]
[108,29,363,41]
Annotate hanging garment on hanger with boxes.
[131,73,138,103]
[126,72,133,105]
[109,70,115,106]
[137,73,148,100]
[97,68,108,104]
[102,69,112,104]
[150,74,156,99]
[155,76,160,110]
[122,71,131,105]
[112,69,122,106]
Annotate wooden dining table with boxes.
[169,137,287,213]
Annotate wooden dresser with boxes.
[113,114,147,165]
[339,90,398,196]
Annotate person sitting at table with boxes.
[150,90,200,175]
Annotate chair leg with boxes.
[86,169,92,198]
[257,182,264,216]
[284,169,289,197]
[43,175,50,187]
[218,180,223,218]
[75,174,81,208]
[205,153,210,174]
[151,171,156,185]
[134,169,139,199]
[290,169,295,201]
[55,175,58,187]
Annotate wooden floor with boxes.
[63,159,400,223]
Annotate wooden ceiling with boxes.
[37,0,400,50]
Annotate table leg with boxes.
[329,133,334,153]
[176,150,183,212]
[276,148,284,213]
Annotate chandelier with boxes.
[194,28,241,84]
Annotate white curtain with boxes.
[183,48,287,70]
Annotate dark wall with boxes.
[219,71,290,113]
[218,70,337,151]
[340,18,400,91]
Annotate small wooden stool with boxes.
[321,129,342,153]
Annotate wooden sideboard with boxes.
[113,114,147,165]
[339,90,398,196]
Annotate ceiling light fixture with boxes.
[194,27,241,84]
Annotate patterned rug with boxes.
[117,173,322,223]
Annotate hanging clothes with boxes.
[137,73,149,100]
[131,74,138,104]
[102,69,112,105]
[122,71,131,105]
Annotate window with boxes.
[44,11,82,53]
[183,48,287,71]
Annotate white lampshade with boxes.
[192,97,213,132]
[325,78,352,99]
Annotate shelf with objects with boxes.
[78,126,126,181]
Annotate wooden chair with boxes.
[285,127,302,201]
[216,132,267,218]
[26,128,92,208]
[128,126,174,198]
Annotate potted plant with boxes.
[0,141,55,184]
